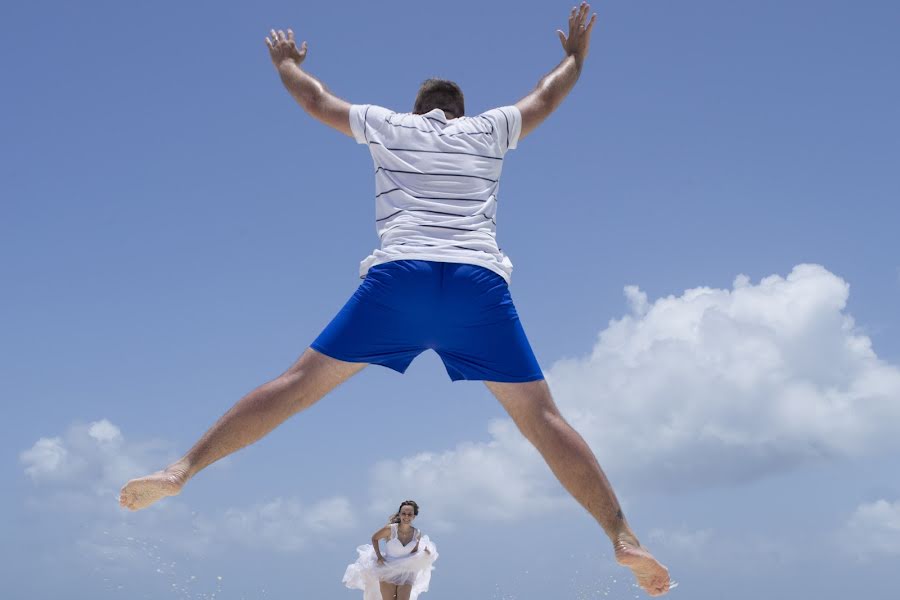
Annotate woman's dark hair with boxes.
[413,79,465,118]
[388,499,420,524]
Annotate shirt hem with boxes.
[360,253,512,285]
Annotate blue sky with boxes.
[3,1,900,599]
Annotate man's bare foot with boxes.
[614,533,672,597]
[119,463,189,511]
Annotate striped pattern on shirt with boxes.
[349,104,522,284]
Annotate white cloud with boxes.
[20,436,70,482]
[203,496,355,552]
[548,264,900,490]
[19,420,356,556]
[370,264,900,521]
[647,526,803,572]
[843,499,900,559]
[88,419,123,445]
[19,419,168,498]
[369,419,570,529]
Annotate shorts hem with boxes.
[450,372,545,383]
[309,343,410,375]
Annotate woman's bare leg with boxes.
[485,379,671,597]
[119,348,366,510]
[396,583,413,600]
[379,581,398,600]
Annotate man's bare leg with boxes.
[485,379,671,597]
[119,348,366,511]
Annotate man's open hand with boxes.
[266,29,307,69]
[557,2,597,65]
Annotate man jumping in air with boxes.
[119,3,671,596]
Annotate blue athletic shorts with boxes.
[311,260,544,382]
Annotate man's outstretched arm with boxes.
[266,29,353,138]
[515,2,597,141]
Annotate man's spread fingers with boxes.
[287,29,295,42]
[586,13,597,33]
[265,36,274,50]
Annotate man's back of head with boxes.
[413,79,465,119]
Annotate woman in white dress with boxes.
[343,500,438,600]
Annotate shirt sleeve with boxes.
[349,104,395,145]
[479,106,523,153]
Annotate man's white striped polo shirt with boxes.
[349,104,522,284]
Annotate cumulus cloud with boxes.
[203,496,355,552]
[647,526,804,572]
[370,265,900,521]
[549,264,900,490]
[843,499,900,559]
[20,419,154,494]
[19,420,355,556]
[369,419,570,528]
[20,436,70,482]
[89,419,123,444]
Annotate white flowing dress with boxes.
[343,523,439,600]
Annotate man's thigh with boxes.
[278,348,367,406]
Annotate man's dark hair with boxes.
[413,78,465,118]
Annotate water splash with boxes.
[94,532,235,600]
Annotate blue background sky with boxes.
[3,1,899,599]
